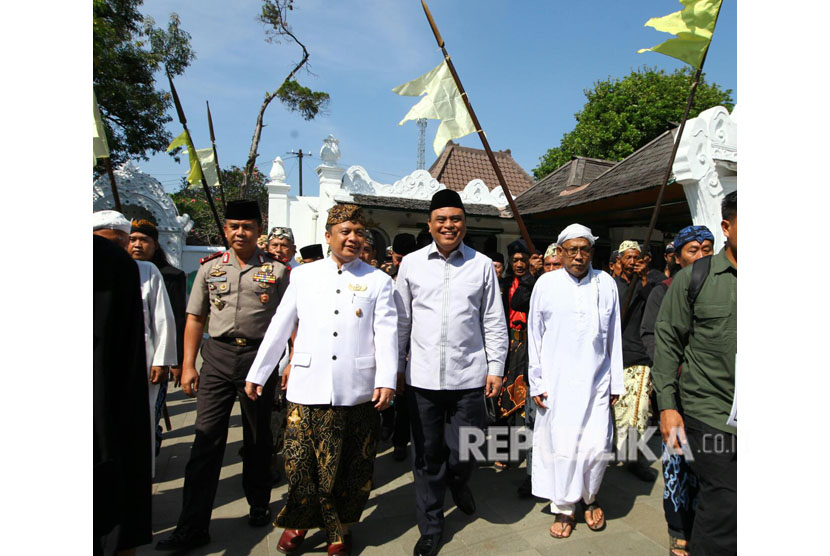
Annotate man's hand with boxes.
[245,381,264,401]
[532,392,548,409]
[170,366,182,387]
[396,373,406,395]
[610,394,620,406]
[281,365,291,391]
[181,365,200,397]
[150,366,168,384]
[660,409,687,453]
[372,387,395,411]
[529,253,543,275]
[484,375,503,398]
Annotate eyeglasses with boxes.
[562,246,593,257]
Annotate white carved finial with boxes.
[269,156,287,183]
[320,134,341,167]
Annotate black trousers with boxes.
[176,339,278,534]
[407,385,485,535]
[685,416,736,556]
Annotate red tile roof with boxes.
[427,141,536,198]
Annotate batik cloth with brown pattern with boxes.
[613,365,652,455]
[276,400,380,544]
[498,327,528,419]
[326,203,366,227]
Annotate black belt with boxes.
[213,336,263,348]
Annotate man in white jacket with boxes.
[245,204,397,556]
[528,223,623,540]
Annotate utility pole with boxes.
[287,148,312,196]
[416,118,427,169]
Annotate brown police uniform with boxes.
[175,248,289,536]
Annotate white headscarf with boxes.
[92,210,132,234]
[556,223,599,246]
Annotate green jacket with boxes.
[652,249,737,435]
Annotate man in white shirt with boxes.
[245,204,397,556]
[395,189,508,556]
[528,223,623,540]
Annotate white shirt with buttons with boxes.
[246,256,399,406]
[394,241,508,391]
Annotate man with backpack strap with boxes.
[640,224,714,556]
[653,191,737,556]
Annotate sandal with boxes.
[549,513,575,539]
[582,500,606,531]
[669,535,689,556]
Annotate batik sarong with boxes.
[276,401,380,543]
[613,365,652,456]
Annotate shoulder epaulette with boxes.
[200,251,224,265]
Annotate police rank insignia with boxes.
[348,283,367,292]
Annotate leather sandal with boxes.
[277,529,308,554]
[669,535,690,556]
[583,500,606,531]
[549,513,575,538]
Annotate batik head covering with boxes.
[544,243,558,259]
[618,240,641,253]
[664,242,675,254]
[131,219,159,241]
[556,223,599,246]
[268,226,294,244]
[507,239,531,257]
[327,204,366,227]
[673,225,714,251]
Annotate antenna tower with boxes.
[416,118,427,169]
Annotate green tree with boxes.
[171,166,269,246]
[533,67,734,180]
[240,0,330,196]
[93,0,195,165]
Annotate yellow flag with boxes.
[93,90,109,163]
[196,148,219,188]
[393,61,477,156]
[167,131,206,186]
[637,0,723,68]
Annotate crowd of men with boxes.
[94,189,736,556]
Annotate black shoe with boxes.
[380,426,394,444]
[517,476,533,498]
[393,445,407,461]
[413,533,442,556]
[248,505,272,527]
[155,529,210,551]
[628,461,658,482]
[450,483,476,515]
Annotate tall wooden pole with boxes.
[167,73,228,249]
[420,0,537,254]
[102,157,122,212]
[619,8,722,323]
[206,101,227,209]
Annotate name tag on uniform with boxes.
[348,283,367,291]
[207,276,227,283]
[253,272,276,284]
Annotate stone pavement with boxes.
[141,389,670,556]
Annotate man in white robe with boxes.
[93,210,177,477]
[528,223,624,539]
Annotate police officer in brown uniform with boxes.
[156,200,290,551]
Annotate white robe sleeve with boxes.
[606,277,625,396]
[246,279,299,386]
[372,276,399,390]
[148,266,177,367]
[527,277,546,397]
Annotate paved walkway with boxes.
[140,389,671,555]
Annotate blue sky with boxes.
[138,0,737,196]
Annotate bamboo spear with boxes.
[206,101,227,208]
[167,72,228,249]
[420,0,537,255]
[619,9,723,324]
